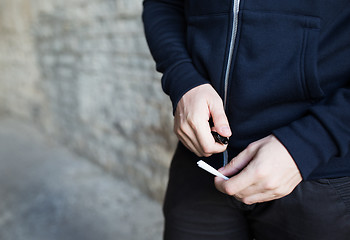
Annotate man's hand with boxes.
[174,84,231,157]
[215,135,302,204]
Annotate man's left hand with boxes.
[214,135,302,205]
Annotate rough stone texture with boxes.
[0,117,163,240]
[0,0,177,201]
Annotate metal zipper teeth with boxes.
[223,0,241,108]
[223,0,241,166]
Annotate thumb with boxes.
[210,102,231,137]
[218,144,257,176]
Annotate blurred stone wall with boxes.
[0,0,177,201]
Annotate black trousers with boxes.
[163,143,350,240]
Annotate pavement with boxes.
[0,117,163,240]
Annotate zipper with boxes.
[222,0,241,166]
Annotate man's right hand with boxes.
[174,84,232,157]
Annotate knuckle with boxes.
[201,148,216,157]
[209,143,228,155]
[246,142,256,154]
[174,129,184,139]
[177,124,190,136]
[254,168,268,179]
[223,185,235,196]
[201,144,213,155]
[273,187,286,197]
[199,149,212,157]
[189,147,202,157]
[174,121,183,132]
[247,142,256,149]
[203,153,212,158]
[263,180,278,191]
[186,115,199,129]
[241,198,254,205]
[173,126,180,135]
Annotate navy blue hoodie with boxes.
[142,0,350,180]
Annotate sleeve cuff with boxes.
[272,114,338,180]
[161,61,210,113]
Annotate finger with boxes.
[174,115,206,155]
[179,137,202,157]
[177,122,225,157]
[215,142,262,195]
[217,179,275,204]
[233,182,266,201]
[214,167,256,196]
[193,120,228,155]
[209,101,231,137]
[179,106,222,155]
[218,145,259,177]
[177,118,225,156]
[240,181,298,204]
[240,192,280,205]
[176,126,205,157]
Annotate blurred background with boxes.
[0,0,177,239]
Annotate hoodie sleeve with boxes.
[273,85,350,179]
[142,0,209,112]
[272,6,350,180]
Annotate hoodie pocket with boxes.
[232,10,323,109]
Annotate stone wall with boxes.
[0,0,177,201]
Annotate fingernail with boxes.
[218,167,225,172]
